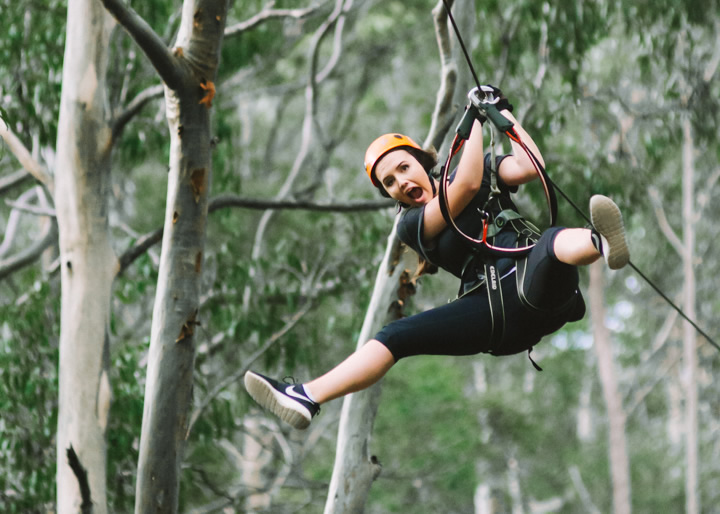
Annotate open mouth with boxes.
[407,187,423,201]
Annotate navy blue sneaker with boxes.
[244,371,320,430]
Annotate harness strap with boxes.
[483,262,506,348]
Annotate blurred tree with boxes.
[1,0,719,512]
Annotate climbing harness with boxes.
[438,90,573,368]
[439,0,718,352]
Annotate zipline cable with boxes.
[439,0,719,352]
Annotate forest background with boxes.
[1,0,718,512]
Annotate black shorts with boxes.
[374,227,585,361]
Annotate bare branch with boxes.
[426,0,458,150]
[116,227,163,276]
[242,0,354,310]
[0,120,54,191]
[186,300,314,437]
[0,219,57,281]
[533,18,549,89]
[111,84,164,141]
[0,188,38,259]
[648,186,685,258]
[696,167,720,214]
[4,198,56,217]
[703,21,720,82]
[116,195,392,275]
[208,194,392,213]
[625,347,682,417]
[98,0,183,89]
[0,169,33,195]
[568,466,601,514]
[225,3,324,38]
[315,0,353,83]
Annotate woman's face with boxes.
[374,149,434,206]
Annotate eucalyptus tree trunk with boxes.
[680,116,698,514]
[589,261,631,514]
[98,0,229,511]
[54,1,116,512]
[324,2,463,511]
[323,220,413,514]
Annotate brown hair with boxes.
[376,145,439,279]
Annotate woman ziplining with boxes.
[243,84,631,430]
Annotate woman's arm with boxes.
[421,117,485,243]
[497,110,544,186]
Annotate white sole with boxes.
[590,195,630,270]
[244,371,312,430]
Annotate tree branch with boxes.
[315,0,353,83]
[98,0,183,89]
[111,84,164,141]
[426,0,458,151]
[186,300,314,438]
[209,194,392,213]
[648,186,685,258]
[0,219,56,281]
[4,198,56,217]
[696,167,720,215]
[625,347,682,417]
[0,119,54,191]
[224,3,324,38]
[116,195,393,275]
[0,188,39,259]
[0,169,33,195]
[242,0,354,310]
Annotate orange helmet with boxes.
[364,133,423,188]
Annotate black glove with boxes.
[480,84,514,112]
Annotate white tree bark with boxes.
[55,0,117,513]
[589,261,631,514]
[680,115,699,514]
[54,1,117,512]
[97,0,229,510]
[323,219,412,513]
[324,2,467,511]
[241,417,273,512]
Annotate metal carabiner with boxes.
[468,86,514,133]
[468,85,500,107]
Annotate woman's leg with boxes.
[245,291,496,428]
[553,195,630,269]
[552,228,600,266]
[304,340,395,404]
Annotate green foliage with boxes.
[0,280,59,513]
[0,0,66,147]
[370,357,482,513]
[106,340,145,511]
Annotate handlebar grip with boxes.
[483,104,514,132]
[455,106,476,140]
